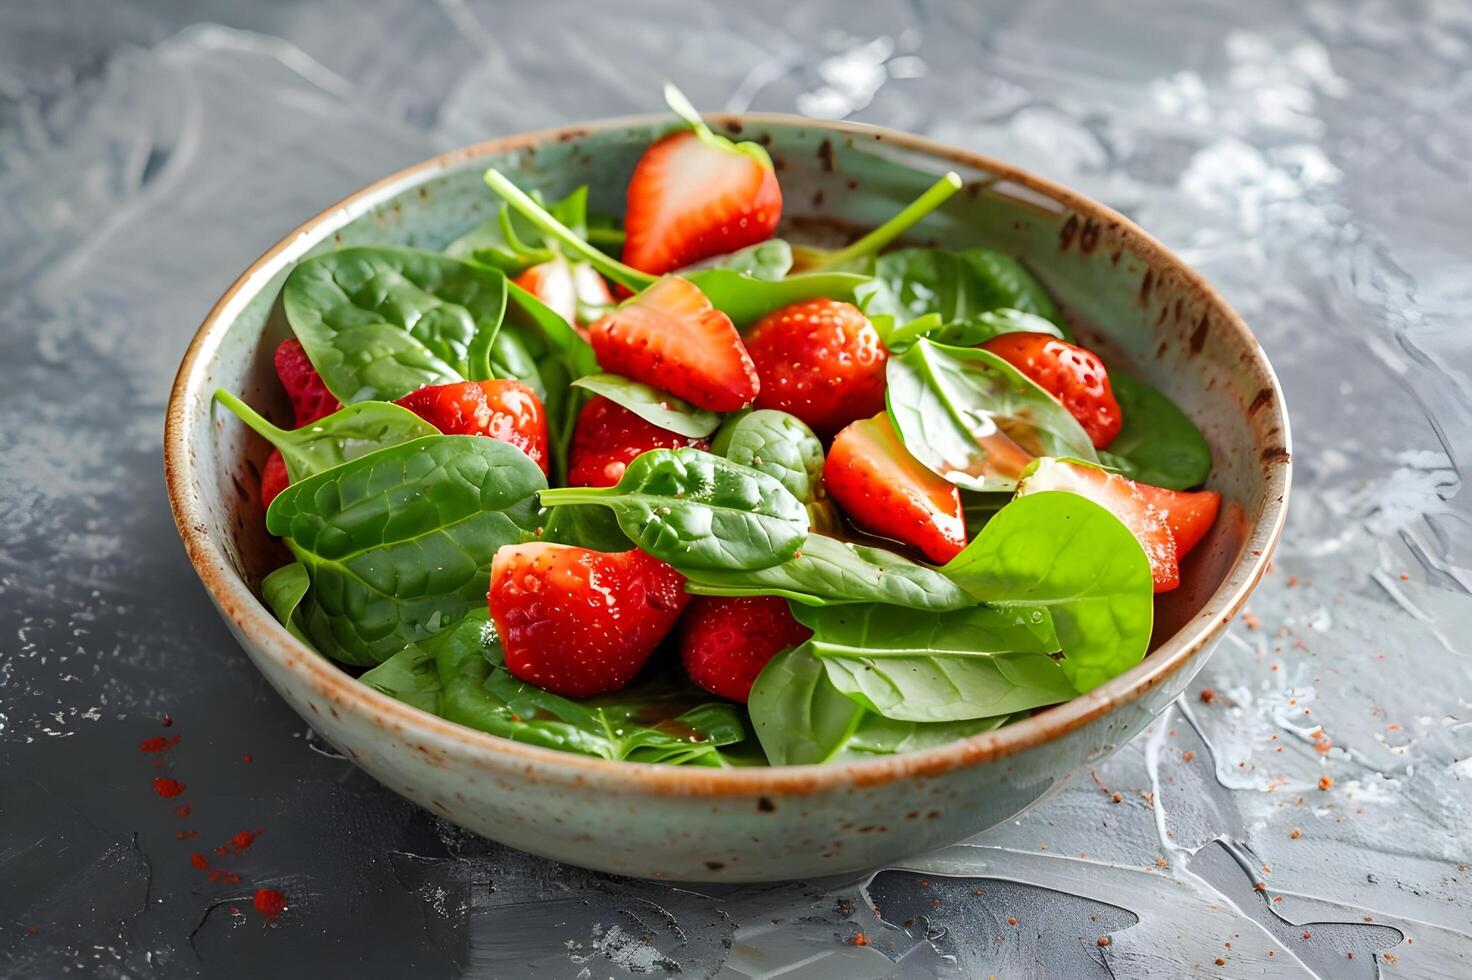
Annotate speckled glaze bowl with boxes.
[165,114,1290,882]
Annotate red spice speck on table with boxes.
[138,735,181,753]
[189,853,209,871]
[152,777,187,798]
[253,888,287,920]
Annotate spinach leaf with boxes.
[748,643,1018,764]
[710,409,824,503]
[445,186,591,271]
[860,246,1062,327]
[504,279,600,482]
[885,308,1065,352]
[682,268,871,328]
[260,562,310,643]
[539,503,631,553]
[488,328,545,400]
[359,642,442,713]
[434,610,745,764]
[681,533,973,611]
[1098,371,1212,490]
[941,490,1154,692]
[571,373,721,439]
[282,248,509,403]
[539,448,808,571]
[886,338,1097,491]
[684,239,793,280]
[214,389,437,483]
[793,603,1073,723]
[266,435,545,665]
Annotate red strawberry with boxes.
[514,257,613,328]
[1017,458,1221,592]
[568,396,707,488]
[274,339,338,427]
[488,544,690,697]
[260,449,289,508]
[621,129,782,276]
[679,596,812,702]
[588,275,759,412]
[981,333,1122,448]
[825,413,967,564]
[744,298,889,436]
[397,380,550,474]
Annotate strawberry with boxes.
[1017,458,1221,592]
[567,396,707,488]
[679,596,812,702]
[825,413,967,564]
[397,380,550,474]
[744,298,889,436]
[980,333,1122,448]
[588,275,759,412]
[488,544,690,697]
[260,449,289,508]
[621,128,781,276]
[274,339,338,427]
[514,257,613,328]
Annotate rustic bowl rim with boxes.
[164,111,1291,795]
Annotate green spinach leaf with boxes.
[886,338,1097,491]
[682,268,871,328]
[860,246,1062,327]
[681,533,973,611]
[539,503,632,553]
[684,239,793,280]
[445,186,591,271]
[1098,371,1212,490]
[885,308,1065,352]
[359,642,442,713]
[710,409,824,503]
[260,562,310,643]
[539,448,808,571]
[571,373,721,439]
[434,610,745,764]
[265,435,545,665]
[214,389,437,483]
[941,490,1154,692]
[282,247,509,403]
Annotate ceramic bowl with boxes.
[165,114,1290,882]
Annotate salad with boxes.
[218,86,1219,767]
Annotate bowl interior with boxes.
[178,115,1288,738]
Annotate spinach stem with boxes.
[807,172,963,270]
[213,388,286,445]
[538,487,610,507]
[484,169,655,292]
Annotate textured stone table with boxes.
[2,2,1469,976]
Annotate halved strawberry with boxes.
[274,339,338,427]
[489,544,690,697]
[397,380,550,474]
[981,333,1122,448]
[260,449,289,508]
[514,257,614,328]
[568,396,707,488]
[1017,458,1221,592]
[825,413,967,564]
[679,596,812,702]
[588,276,759,412]
[621,127,781,276]
[745,298,889,436]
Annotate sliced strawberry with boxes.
[621,129,781,276]
[679,596,812,702]
[981,333,1122,448]
[588,275,759,412]
[744,298,889,436]
[825,413,967,564]
[1017,458,1221,592]
[567,396,707,488]
[489,544,689,697]
[260,449,289,508]
[514,257,614,328]
[397,380,549,474]
[274,338,338,427]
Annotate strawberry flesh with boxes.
[981,333,1122,448]
[260,449,289,508]
[588,276,759,412]
[274,339,338,427]
[514,257,613,328]
[489,544,690,697]
[679,596,813,702]
[825,413,967,564]
[1017,458,1220,592]
[567,396,707,488]
[397,379,550,474]
[745,298,889,436]
[622,129,782,276]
